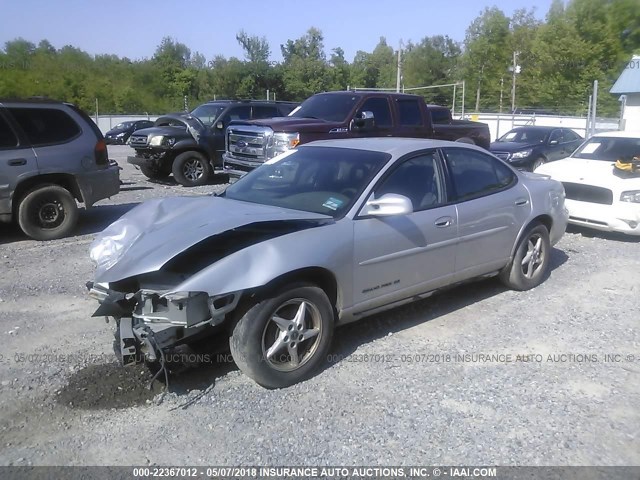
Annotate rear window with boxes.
[0,114,19,148]
[430,108,450,124]
[8,107,81,146]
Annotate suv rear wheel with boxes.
[172,151,211,187]
[17,184,79,240]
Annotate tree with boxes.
[460,7,511,111]
[280,28,330,100]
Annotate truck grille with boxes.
[562,182,613,205]
[129,135,148,146]
[227,126,270,162]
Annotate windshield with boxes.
[572,137,640,161]
[497,129,547,144]
[114,121,134,129]
[290,93,359,122]
[190,104,227,126]
[223,146,390,218]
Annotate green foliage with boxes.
[0,0,637,116]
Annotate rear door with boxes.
[352,150,458,313]
[0,108,38,215]
[441,147,530,280]
[394,97,429,139]
[6,105,88,176]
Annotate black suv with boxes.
[127,100,298,186]
[0,99,120,240]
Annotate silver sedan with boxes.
[88,138,568,388]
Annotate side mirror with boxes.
[352,111,375,131]
[216,121,224,130]
[362,193,413,217]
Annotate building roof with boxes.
[610,55,640,94]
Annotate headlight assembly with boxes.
[149,135,164,146]
[273,132,300,153]
[511,149,533,159]
[620,190,640,203]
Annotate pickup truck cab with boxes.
[223,91,490,179]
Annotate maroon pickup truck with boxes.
[223,90,490,179]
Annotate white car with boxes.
[535,131,640,236]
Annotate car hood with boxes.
[91,196,332,283]
[232,116,345,133]
[490,141,539,152]
[130,125,189,138]
[535,157,640,190]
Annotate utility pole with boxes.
[511,51,519,113]
[592,80,598,135]
[499,77,504,113]
[396,41,403,93]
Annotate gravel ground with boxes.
[0,145,638,466]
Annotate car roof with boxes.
[591,130,640,139]
[506,126,559,132]
[303,137,486,157]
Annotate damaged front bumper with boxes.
[87,281,241,366]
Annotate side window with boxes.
[359,97,392,128]
[549,130,563,144]
[397,99,423,126]
[222,106,251,124]
[430,109,450,124]
[375,152,442,211]
[8,107,80,146]
[563,129,580,142]
[444,148,515,201]
[252,106,279,119]
[0,114,19,148]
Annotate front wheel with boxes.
[172,151,212,187]
[230,284,335,389]
[17,184,79,240]
[499,223,551,291]
[531,157,546,172]
[140,164,171,180]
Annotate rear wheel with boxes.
[17,184,78,240]
[172,151,211,187]
[499,223,551,291]
[230,284,334,388]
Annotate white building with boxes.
[611,54,640,131]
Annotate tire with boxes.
[531,157,546,172]
[230,284,335,389]
[499,223,551,291]
[172,151,211,187]
[17,184,79,241]
[140,164,170,180]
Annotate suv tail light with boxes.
[95,139,108,166]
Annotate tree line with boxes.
[0,0,638,117]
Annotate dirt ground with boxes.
[0,145,638,466]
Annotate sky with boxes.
[0,0,556,62]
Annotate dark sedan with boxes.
[490,126,583,171]
[104,120,154,145]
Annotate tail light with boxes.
[95,139,108,166]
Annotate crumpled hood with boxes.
[132,125,189,138]
[536,158,640,191]
[490,141,539,152]
[91,196,332,283]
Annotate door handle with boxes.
[515,198,529,206]
[8,158,27,166]
[435,216,453,227]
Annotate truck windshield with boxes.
[191,104,227,126]
[223,146,389,218]
[290,93,359,122]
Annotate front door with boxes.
[352,151,458,313]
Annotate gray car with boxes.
[88,138,568,388]
[0,99,120,240]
